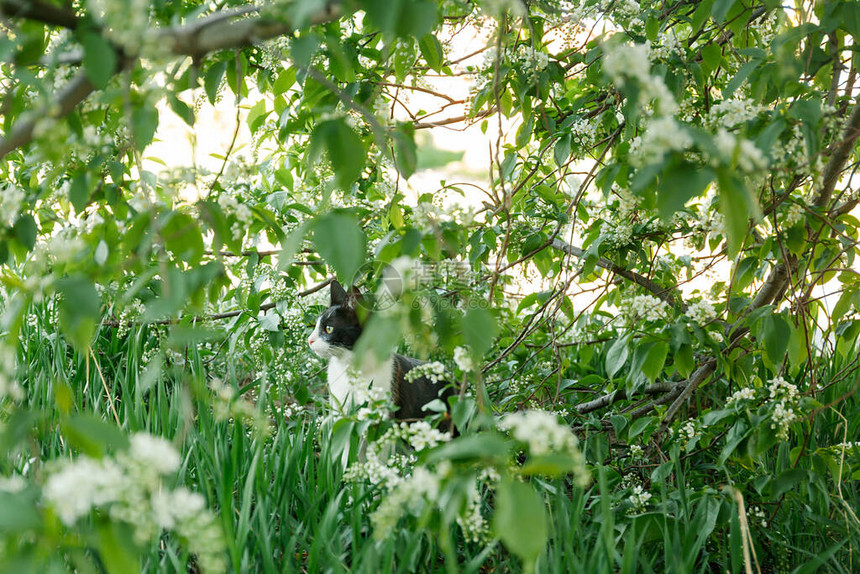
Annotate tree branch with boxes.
[163,2,344,60]
[550,238,679,307]
[0,71,94,159]
[0,0,78,29]
[575,381,682,415]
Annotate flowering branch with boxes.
[550,238,679,307]
[0,0,346,159]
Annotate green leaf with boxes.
[311,211,366,284]
[605,336,629,379]
[628,415,656,440]
[427,432,510,463]
[291,34,320,68]
[675,343,694,378]
[81,32,117,89]
[658,163,715,221]
[13,214,37,251]
[61,413,129,458]
[761,313,791,366]
[711,0,737,24]
[641,341,669,382]
[96,519,141,574]
[493,478,548,566]
[247,99,269,133]
[462,306,497,360]
[363,0,439,38]
[204,61,227,105]
[168,94,194,126]
[554,134,571,166]
[57,275,101,350]
[418,34,443,72]
[309,118,366,189]
[0,491,40,533]
[162,211,205,266]
[769,468,808,497]
[69,171,91,213]
[392,123,417,179]
[722,59,761,98]
[131,100,159,151]
[521,453,584,477]
[717,169,758,258]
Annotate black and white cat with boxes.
[307,281,454,422]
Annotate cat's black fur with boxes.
[312,280,455,425]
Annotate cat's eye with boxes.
[324,325,333,334]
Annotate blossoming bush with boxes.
[1,0,860,571]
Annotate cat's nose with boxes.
[308,337,315,346]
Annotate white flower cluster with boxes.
[453,346,474,372]
[768,376,798,401]
[767,376,799,440]
[726,387,756,406]
[87,0,151,54]
[750,505,768,528]
[0,474,26,493]
[404,361,448,385]
[0,344,22,402]
[613,186,639,220]
[677,420,699,448]
[713,128,767,172]
[630,117,692,166]
[686,299,717,325]
[628,485,652,511]
[371,466,443,539]
[605,0,640,20]
[571,118,597,148]
[628,444,644,458]
[456,482,489,544]
[708,98,766,128]
[0,184,25,228]
[650,33,684,60]
[217,193,254,244]
[398,420,452,451]
[603,42,678,117]
[516,45,549,72]
[600,220,634,247]
[43,433,225,573]
[781,203,805,228]
[621,294,669,322]
[343,442,404,487]
[498,410,588,483]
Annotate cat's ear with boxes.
[347,285,363,305]
[330,280,348,306]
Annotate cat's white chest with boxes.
[327,354,394,412]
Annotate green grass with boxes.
[2,301,859,573]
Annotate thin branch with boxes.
[550,238,679,308]
[0,1,347,159]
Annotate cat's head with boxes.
[307,280,364,359]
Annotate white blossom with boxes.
[686,299,716,325]
[453,346,474,371]
[727,387,756,406]
[622,294,669,322]
[631,117,692,166]
[405,361,448,384]
[628,485,652,511]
